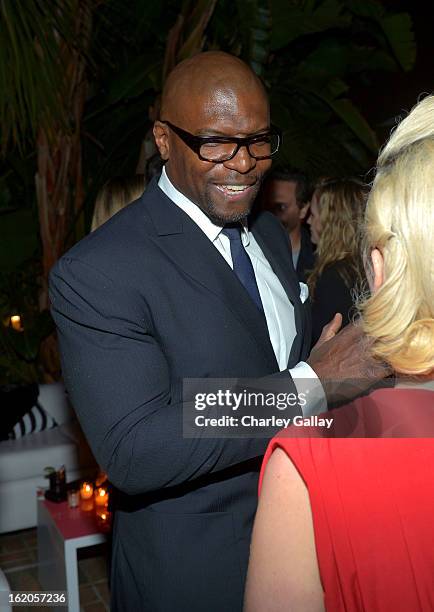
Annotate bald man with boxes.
[50,52,387,611]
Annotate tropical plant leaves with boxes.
[235,0,272,75]
[346,0,416,71]
[265,0,415,175]
[0,0,94,152]
[324,97,379,152]
[381,13,416,72]
[270,0,350,51]
[2,0,417,179]
[99,54,161,108]
[176,0,218,62]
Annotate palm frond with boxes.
[0,0,94,153]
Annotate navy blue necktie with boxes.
[222,225,264,312]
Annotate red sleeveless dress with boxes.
[259,388,434,612]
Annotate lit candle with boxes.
[80,482,93,500]
[80,483,94,511]
[95,507,112,531]
[94,486,109,508]
[10,315,23,331]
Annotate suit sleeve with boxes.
[49,256,299,495]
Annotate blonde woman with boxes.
[91,175,145,231]
[245,97,434,611]
[307,178,367,345]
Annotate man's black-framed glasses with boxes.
[160,120,281,162]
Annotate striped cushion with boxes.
[8,402,57,440]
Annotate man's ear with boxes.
[370,248,385,293]
[299,203,310,221]
[153,121,170,161]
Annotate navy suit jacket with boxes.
[49,178,311,611]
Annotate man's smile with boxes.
[213,183,256,200]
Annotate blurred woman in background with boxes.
[245,96,434,612]
[91,175,145,231]
[307,178,367,345]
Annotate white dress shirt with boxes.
[158,167,326,415]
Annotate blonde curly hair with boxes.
[359,96,434,376]
[307,178,367,298]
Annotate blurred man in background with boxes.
[263,168,315,281]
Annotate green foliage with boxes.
[263,0,416,175]
[0,260,54,384]
[235,0,272,75]
[79,1,174,222]
[78,0,415,185]
[0,209,40,272]
[1,0,417,215]
[0,0,417,382]
[347,0,416,71]
[270,0,350,51]
[173,0,219,63]
[0,0,417,218]
[0,0,90,152]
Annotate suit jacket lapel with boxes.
[144,182,278,370]
[250,215,305,366]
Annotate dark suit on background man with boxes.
[296,225,316,282]
[50,178,311,611]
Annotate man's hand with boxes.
[307,318,392,406]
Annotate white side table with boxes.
[0,568,12,612]
[37,497,107,612]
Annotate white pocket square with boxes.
[299,282,309,303]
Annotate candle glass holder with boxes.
[67,489,79,508]
[80,481,94,511]
[94,486,109,509]
[95,507,112,532]
[80,482,94,499]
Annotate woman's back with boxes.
[262,387,434,611]
[311,260,357,345]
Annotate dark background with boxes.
[0,0,432,384]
